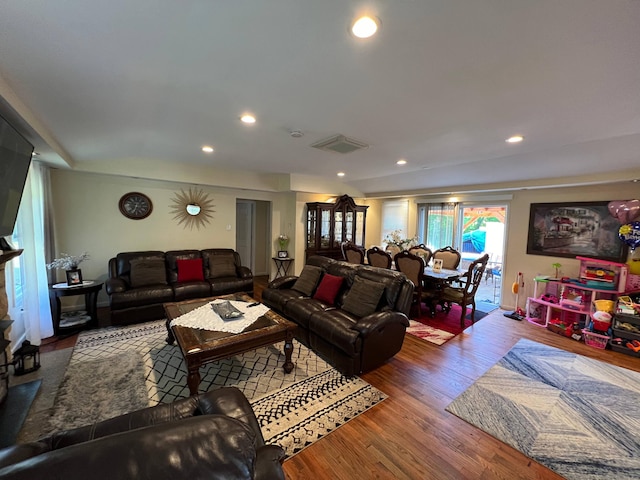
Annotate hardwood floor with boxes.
[40,276,640,479]
[282,308,640,480]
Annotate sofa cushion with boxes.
[292,265,322,297]
[206,252,237,279]
[312,273,343,305]
[177,258,205,282]
[129,259,167,287]
[342,276,386,318]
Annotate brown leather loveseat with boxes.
[261,255,413,376]
[0,387,284,480]
[106,248,253,325]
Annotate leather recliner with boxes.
[0,387,285,480]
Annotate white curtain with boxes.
[8,162,54,343]
[381,200,409,246]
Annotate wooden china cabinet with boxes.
[305,195,368,260]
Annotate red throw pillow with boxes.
[313,273,344,305]
[177,258,204,282]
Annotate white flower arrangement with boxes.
[46,252,89,271]
[277,234,290,250]
[384,230,418,251]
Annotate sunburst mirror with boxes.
[169,187,215,230]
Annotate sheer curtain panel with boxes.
[8,162,54,344]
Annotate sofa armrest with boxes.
[0,416,262,480]
[238,265,253,280]
[105,277,127,295]
[351,310,410,336]
[39,387,262,450]
[255,445,286,480]
[267,276,297,290]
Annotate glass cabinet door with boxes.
[355,211,365,245]
[345,211,354,243]
[307,209,317,248]
[334,210,343,246]
[320,208,331,248]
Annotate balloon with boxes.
[619,222,640,250]
[608,200,640,224]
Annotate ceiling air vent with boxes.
[310,134,369,154]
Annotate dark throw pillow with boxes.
[342,275,386,318]
[129,259,167,288]
[206,253,237,279]
[312,273,344,305]
[177,258,204,282]
[292,265,323,297]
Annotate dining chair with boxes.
[394,250,426,316]
[367,246,392,269]
[432,246,461,270]
[385,244,402,258]
[439,254,490,328]
[408,244,433,266]
[342,242,365,264]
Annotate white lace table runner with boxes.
[169,299,270,334]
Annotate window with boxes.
[420,202,457,251]
[381,200,409,245]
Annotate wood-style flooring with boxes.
[40,276,640,479]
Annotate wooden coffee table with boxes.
[164,292,297,395]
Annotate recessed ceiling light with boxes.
[506,135,524,143]
[351,16,380,38]
[397,159,407,165]
[240,114,256,124]
[337,172,345,177]
[201,146,214,153]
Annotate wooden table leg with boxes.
[282,331,294,373]
[186,364,201,395]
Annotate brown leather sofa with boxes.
[106,248,253,325]
[262,255,413,376]
[0,387,284,480]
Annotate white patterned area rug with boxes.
[446,338,640,480]
[47,320,387,458]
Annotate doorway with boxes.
[456,204,507,306]
[236,199,271,276]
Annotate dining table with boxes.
[422,266,465,317]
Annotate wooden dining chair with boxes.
[367,246,392,269]
[432,246,461,270]
[385,244,402,258]
[439,254,490,328]
[342,242,365,264]
[394,250,425,316]
[408,244,433,266]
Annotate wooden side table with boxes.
[272,257,294,279]
[49,281,103,335]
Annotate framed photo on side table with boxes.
[65,269,83,286]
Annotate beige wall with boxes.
[50,169,640,313]
[50,170,294,308]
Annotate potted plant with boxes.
[47,252,89,285]
[277,235,290,258]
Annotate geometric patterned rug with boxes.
[47,320,387,458]
[446,338,640,479]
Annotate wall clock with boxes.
[119,192,153,220]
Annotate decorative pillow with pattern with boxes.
[342,275,385,318]
[129,259,168,287]
[292,265,323,297]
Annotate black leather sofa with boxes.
[262,255,413,376]
[0,387,284,480]
[106,248,253,325]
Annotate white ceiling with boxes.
[1,0,640,196]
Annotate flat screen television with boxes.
[0,114,34,241]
